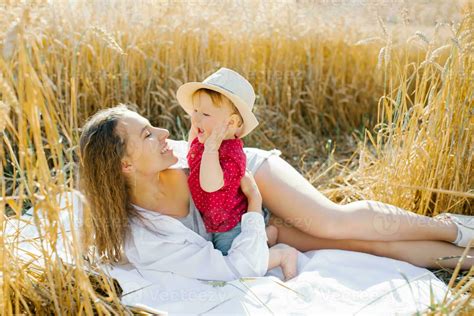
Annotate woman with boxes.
[79,105,473,281]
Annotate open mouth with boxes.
[160,142,172,154]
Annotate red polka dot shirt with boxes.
[187,137,248,233]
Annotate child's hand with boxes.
[203,121,230,154]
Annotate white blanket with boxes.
[109,250,447,315]
[5,192,449,315]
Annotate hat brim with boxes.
[176,82,258,138]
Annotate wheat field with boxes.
[0,0,473,314]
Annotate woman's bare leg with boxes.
[254,155,458,243]
[270,216,474,270]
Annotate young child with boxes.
[177,68,298,280]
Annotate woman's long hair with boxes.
[79,105,141,263]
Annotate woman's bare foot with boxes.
[266,225,278,247]
[279,247,298,281]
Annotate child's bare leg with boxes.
[266,225,278,247]
[268,244,298,281]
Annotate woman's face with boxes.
[117,111,178,176]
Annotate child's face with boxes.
[191,92,239,144]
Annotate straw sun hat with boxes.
[176,67,259,138]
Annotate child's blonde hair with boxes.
[193,88,243,126]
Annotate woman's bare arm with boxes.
[240,170,262,213]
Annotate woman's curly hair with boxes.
[79,105,142,263]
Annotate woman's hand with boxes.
[240,170,263,213]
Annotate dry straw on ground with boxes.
[0,0,472,314]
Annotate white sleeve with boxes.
[125,212,269,281]
[167,139,189,169]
